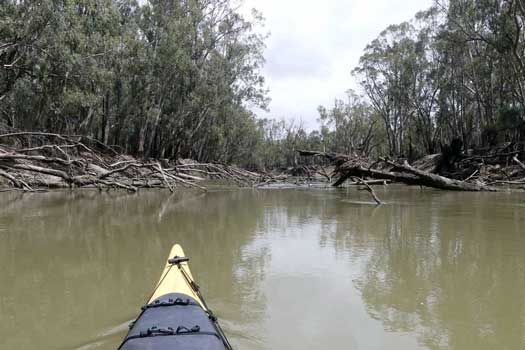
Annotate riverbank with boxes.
[1,131,524,193]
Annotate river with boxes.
[0,186,524,350]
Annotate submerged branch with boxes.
[352,176,383,205]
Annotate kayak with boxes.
[118,244,232,350]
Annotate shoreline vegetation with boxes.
[2,1,525,194]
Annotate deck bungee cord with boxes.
[174,256,233,350]
[118,245,233,350]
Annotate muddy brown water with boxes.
[0,186,524,350]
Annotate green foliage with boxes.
[0,0,268,165]
[317,90,385,156]
[348,0,525,156]
[3,0,525,168]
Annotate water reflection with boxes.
[0,190,270,350]
[319,189,525,350]
[0,187,524,350]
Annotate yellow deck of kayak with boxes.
[148,244,206,310]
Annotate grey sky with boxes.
[241,0,433,130]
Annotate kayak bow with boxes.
[118,244,232,350]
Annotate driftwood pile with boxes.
[426,142,525,186]
[298,143,525,192]
[0,132,271,192]
[2,131,523,193]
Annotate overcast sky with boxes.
[241,0,433,130]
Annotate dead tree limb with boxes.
[157,162,175,193]
[0,168,28,190]
[0,152,82,166]
[0,131,273,191]
[382,159,498,192]
[352,177,382,205]
[298,150,499,192]
[513,155,525,171]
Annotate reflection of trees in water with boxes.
[0,190,271,350]
[1,189,333,350]
[2,189,524,350]
[319,189,525,350]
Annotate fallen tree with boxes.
[0,132,276,192]
[297,150,511,192]
[2,131,521,193]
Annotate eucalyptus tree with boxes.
[0,0,121,133]
[349,0,525,156]
[111,0,268,158]
[352,23,418,156]
[422,0,525,147]
[317,90,384,156]
[0,0,269,164]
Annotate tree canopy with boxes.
[347,0,525,157]
[1,0,268,166]
[2,0,525,169]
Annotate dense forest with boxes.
[1,0,270,166]
[324,0,525,160]
[2,0,525,170]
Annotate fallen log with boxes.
[298,150,499,192]
[331,165,421,187]
[382,159,498,192]
[346,179,389,186]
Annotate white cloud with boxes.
[241,0,433,130]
